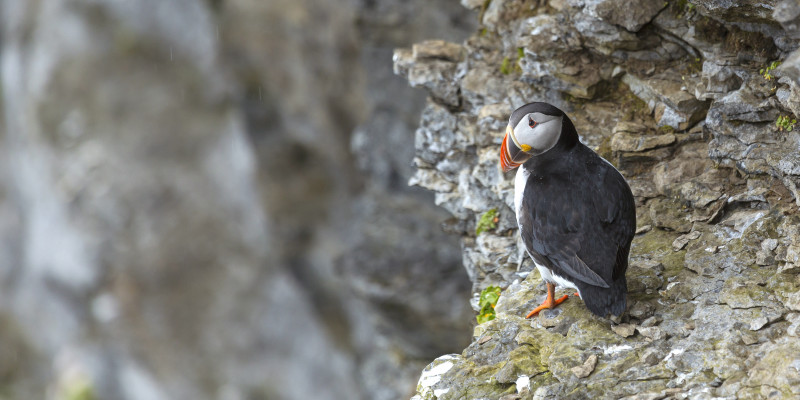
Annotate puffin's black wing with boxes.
[519,147,636,288]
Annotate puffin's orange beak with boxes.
[500,133,522,173]
[501,125,533,172]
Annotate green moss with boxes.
[669,0,696,18]
[499,48,525,75]
[516,328,565,355]
[766,271,800,302]
[661,250,687,276]
[631,228,679,256]
[631,228,685,276]
[659,125,676,134]
[476,208,498,235]
[495,345,549,383]
[63,379,96,400]
[448,359,517,399]
[500,57,511,75]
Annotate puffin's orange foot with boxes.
[525,294,569,318]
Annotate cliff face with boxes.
[395,0,800,398]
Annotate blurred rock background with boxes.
[0,0,476,399]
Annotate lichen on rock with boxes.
[396,0,800,398]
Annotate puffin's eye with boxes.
[528,116,537,128]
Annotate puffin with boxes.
[499,102,636,318]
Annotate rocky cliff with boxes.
[395,0,800,398]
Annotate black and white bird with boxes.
[499,102,636,318]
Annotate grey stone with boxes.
[611,323,637,337]
[649,198,693,233]
[775,0,800,39]
[696,61,745,100]
[610,132,676,152]
[571,9,640,54]
[413,40,466,62]
[672,230,702,251]
[636,326,666,341]
[571,354,598,378]
[585,0,667,32]
[623,71,710,130]
[639,348,664,366]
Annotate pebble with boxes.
[571,354,598,378]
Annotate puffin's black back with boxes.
[517,111,636,317]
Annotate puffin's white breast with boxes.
[513,166,530,225]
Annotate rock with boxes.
[636,326,666,341]
[611,323,637,337]
[652,143,713,196]
[784,290,800,311]
[728,187,769,204]
[649,198,693,233]
[719,278,773,309]
[585,0,667,32]
[461,66,510,110]
[691,0,776,21]
[571,354,598,378]
[639,348,665,366]
[610,132,676,152]
[460,0,484,9]
[395,39,472,109]
[412,40,466,62]
[756,250,775,265]
[571,8,640,54]
[672,230,702,251]
[787,313,800,336]
[623,71,710,130]
[763,238,780,252]
[697,61,745,100]
[775,0,800,39]
[411,355,459,400]
[640,316,662,327]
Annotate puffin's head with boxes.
[500,102,574,172]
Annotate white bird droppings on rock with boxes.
[516,375,531,393]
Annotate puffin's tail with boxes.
[577,277,627,317]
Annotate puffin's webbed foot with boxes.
[525,282,569,318]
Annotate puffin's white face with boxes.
[500,112,563,172]
[511,112,563,154]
